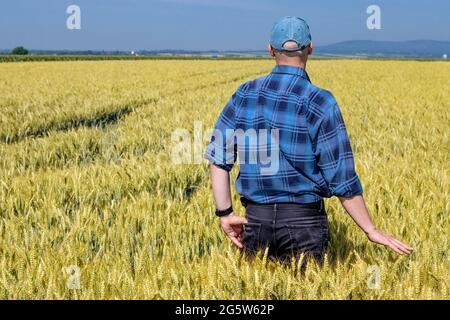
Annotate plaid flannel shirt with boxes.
[205,64,363,203]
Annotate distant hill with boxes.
[314,40,450,58]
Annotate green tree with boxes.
[11,46,29,55]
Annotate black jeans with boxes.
[241,197,329,268]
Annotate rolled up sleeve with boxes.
[315,103,363,197]
[204,94,237,171]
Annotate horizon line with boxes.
[1,39,450,53]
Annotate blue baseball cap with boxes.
[270,16,312,51]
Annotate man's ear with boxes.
[308,42,313,55]
[268,44,276,57]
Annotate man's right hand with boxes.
[366,228,414,255]
[219,213,248,249]
[339,195,414,255]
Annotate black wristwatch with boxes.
[215,206,233,217]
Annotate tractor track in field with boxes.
[0,69,269,209]
[0,69,269,145]
[0,100,154,144]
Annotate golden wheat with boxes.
[0,59,448,299]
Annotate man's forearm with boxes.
[338,194,414,254]
[210,164,233,210]
[210,164,246,248]
[338,195,376,235]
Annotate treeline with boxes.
[0,55,269,63]
[1,54,439,63]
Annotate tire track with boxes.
[1,68,269,145]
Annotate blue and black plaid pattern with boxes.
[205,65,363,203]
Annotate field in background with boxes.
[0,59,448,299]
[1,54,446,63]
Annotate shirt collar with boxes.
[271,64,311,82]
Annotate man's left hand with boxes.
[219,213,248,248]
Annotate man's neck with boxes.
[276,61,307,69]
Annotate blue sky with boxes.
[0,0,449,50]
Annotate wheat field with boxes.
[0,59,448,299]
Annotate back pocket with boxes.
[242,222,262,254]
[286,222,327,253]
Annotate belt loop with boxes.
[240,197,248,208]
[273,203,277,224]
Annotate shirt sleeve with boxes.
[204,92,237,171]
[315,102,363,197]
